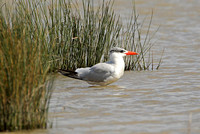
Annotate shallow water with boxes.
[3,0,200,134]
[47,1,200,133]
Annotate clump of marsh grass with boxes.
[0,0,53,131]
[47,0,162,71]
[48,0,122,70]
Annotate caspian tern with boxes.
[59,47,138,86]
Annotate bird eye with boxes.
[120,50,125,53]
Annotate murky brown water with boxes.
[48,1,200,133]
[2,0,200,134]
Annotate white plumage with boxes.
[59,47,138,86]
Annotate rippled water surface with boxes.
[48,1,200,133]
[4,0,200,134]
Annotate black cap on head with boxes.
[110,47,126,53]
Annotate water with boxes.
[3,0,200,133]
[47,1,200,133]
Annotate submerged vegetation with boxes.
[0,0,161,131]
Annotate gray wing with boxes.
[76,63,115,82]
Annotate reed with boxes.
[47,0,122,70]
[120,9,161,70]
[46,0,161,71]
[0,0,54,131]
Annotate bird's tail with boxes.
[58,69,80,80]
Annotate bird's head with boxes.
[109,47,139,58]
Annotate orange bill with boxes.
[125,51,139,55]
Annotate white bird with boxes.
[59,47,138,86]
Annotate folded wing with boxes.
[76,63,115,82]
